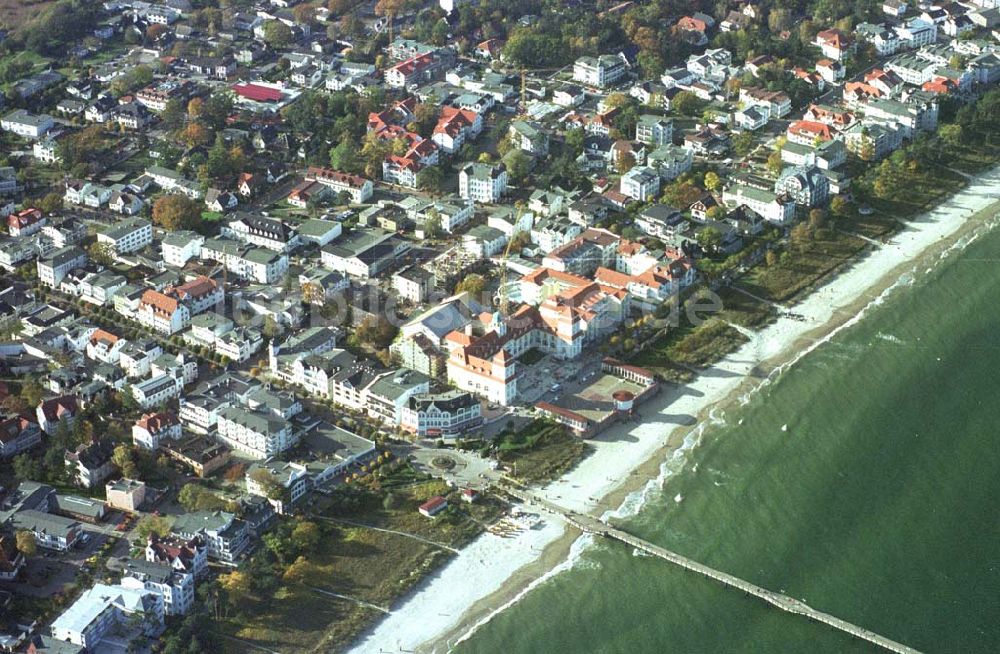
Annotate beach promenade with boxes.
[504,485,923,654]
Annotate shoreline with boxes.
[346,164,1000,654]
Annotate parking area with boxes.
[516,351,606,405]
[1,529,111,598]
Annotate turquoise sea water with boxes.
[452,224,1000,653]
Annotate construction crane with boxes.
[496,206,527,317]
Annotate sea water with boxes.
[451,223,1000,653]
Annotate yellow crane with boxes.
[497,206,527,317]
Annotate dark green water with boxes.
[453,225,1000,653]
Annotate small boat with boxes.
[674,493,683,503]
[781,424,788,432]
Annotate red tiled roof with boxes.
[90,329,119,346]
[140,289,180,315]
[173,275,219,300]
[38,395,78,422]
[136,411,178,433]
[307,166,368,189]
[232,83,282,103]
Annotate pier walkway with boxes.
[504,486,922,654]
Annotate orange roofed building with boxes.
[444,272,627,405]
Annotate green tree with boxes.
[416,166,445,195]
[134,515,173,541]
[671,91,702,117]
[88,242,115,266]
[263,20,294,48]
[152,194,201,231]
[939,124,962,147]
[455,273,487,296]
[112,444,139,479]
[329,137,361,173]
[504,150,532,184]
[16,530,36,557]
[703,171,721,192]
[290,521,321,551]
[696,227,722,252]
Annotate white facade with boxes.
[51,583,165,648]
[1,109,54,139]
[620,166,661,202]
[131,374,184,410]
[97,218,152,255]
[573,55,626,87]
[459,163,507,203]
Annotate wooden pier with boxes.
[504,487,922,654]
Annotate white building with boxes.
[132,412,182,450]
[306,167,374,203]
[620,166,661,202]
[722,185,796,225]
[96,217,152,255]
[37,246,87,288]
[121,559,195,616]
[635,115,674,146]
[137,290,191,335]
[131,373,184,410]
[895,18,937,48]
[459,162,507,203]
[400,390,482,438]
[1,109,54,139]
[161,230,205,268]
[573,55,626,87]
[51,583,165,648]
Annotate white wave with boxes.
[446,533,596,651]
[876,332,903,344]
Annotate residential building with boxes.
[306,167,374,203]
[814,28,856,61]
[620,166,661,202]
[121,559,194,616]
[635,114,674,146]
[37,246,87,288]
[775,166,831,207]
[508,120,550,155]
[96,218,152,255]
[0,109,54,139]
[739,87,792,118]
[365,369,432,426]
[65,440,116,488]
[245,460,309,515]
[130,373,184,410]
[137,290,190,335]
[8,510,80,551]
[573,55,626,87]
[145,533,208,578]
[393,265,436,303]
[320,229,409,278]
[50,583,165,647]
[400,390,483,438]
[462,225,508,258]
[132,412,181,450]
[170,510,251,562]
[722,185,796,225]
[36,395,78,435]
[106,478,148,512]
[8,208,46,238]
[459,162,507,203]
[0,414,42,459]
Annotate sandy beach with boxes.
[348,164,1000,654]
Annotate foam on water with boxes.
[445,533,597,651]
